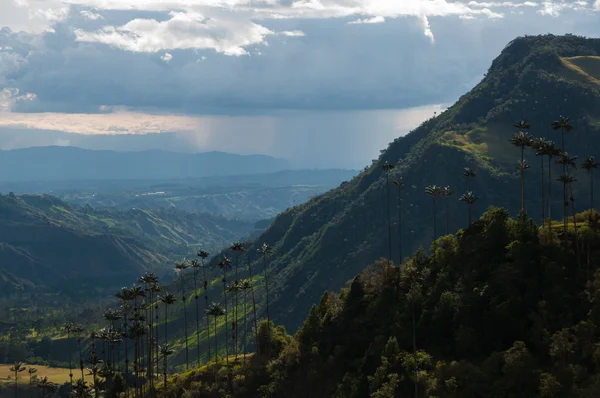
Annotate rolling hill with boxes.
[0,193,254,299]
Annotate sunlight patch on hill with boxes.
[560,56,600,87]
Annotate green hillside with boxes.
[160,208,600,398]
[200,34,600,337]
[0,193,253,298]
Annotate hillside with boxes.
[198,34,600,336]
[0,193,253,298]
[0,147,289,181]
[162,208,600,398]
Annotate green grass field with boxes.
[0,365,72,384]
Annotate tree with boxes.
[557,152,578,234]
[227,281,241,361]
[63,323,75,387]
[206,303,226,384]
[73,325,86,382]
[381,161,395,268]
[138,272,158,386]
[552,116,574,233]
[71,379,93,398]
[103,309,121,370]
[188,259,202,367]
[159,293,176,345]
[240,279,253,366]
[9,362,25,398]
[197,250,212,363]
[37,377,57,398]
[115,287,134,391]
[540,141,561,230]
[532,138,549,222]
[27,367,37,386]
[230,241,247,359]
[217,256,233,366]
[175,260,190,370]
[582,156,598,219]
[150,282,162,387]
[463,167,477,191]
[158,343,173,398]
[258,243,274,357]
[425,185,443,242]
[393,177,404,265]
[442,186,453,235]
[459,191,479,227]
[243,248,260,356]
[510,122,532,218]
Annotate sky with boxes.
[0,0,599,168]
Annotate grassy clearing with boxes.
[0,364,72,384]
[560,56,600,87]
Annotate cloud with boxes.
[348,16,385,24]
[279,30,305,36]
[421,15,434,43]
[80,10,104,20]
[160,52,173,62]
[74,11,274,55]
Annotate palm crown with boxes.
[582,156,599,172]
[552,115,574,132]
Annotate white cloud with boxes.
[75,11,274,55]
[421,15,434,43]
[595,0,600,9]
[279,30,306,36]
[348,16,385,24]
[80,10,104,20]
[160,52,173,62]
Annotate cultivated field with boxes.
[0,365,72,384]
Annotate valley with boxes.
[2,33,600,398]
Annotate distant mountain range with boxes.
[0,146,290,181]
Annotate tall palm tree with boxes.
[217,256,233,365]
[174,260,190,370]
[557,152,578,234]
[459,191,479,227]
[151,283,162,386]
[541,141,562,230]
[206,303,226,384]
[63,323,75,387]
[552,116,574,232]
[510,124,532,218]
[463,167,477,191]
[239,279,252,366]
[87,330,101,398]
[582,156,599,218]
[197,250,211,362]
[531,138,548,222]
[73,325,86,382]
[159,293,176,344]
[27,367,36,386]
[230,241,246,359]
[393,177,404,265]
[188,259,202,367]
[442,186,453,235]
[244,249,260,355]
[128,319,147,398]
[103,310,121,369]
[425,185,443,242]
[9,362,25,398]
[115,287,133,391]
[158,343,173,398]
[227,281,241,360]
[138,272,158,386]
[258,243,273,357]
[381,161,395,267]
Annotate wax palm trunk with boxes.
[202,267,211,361]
